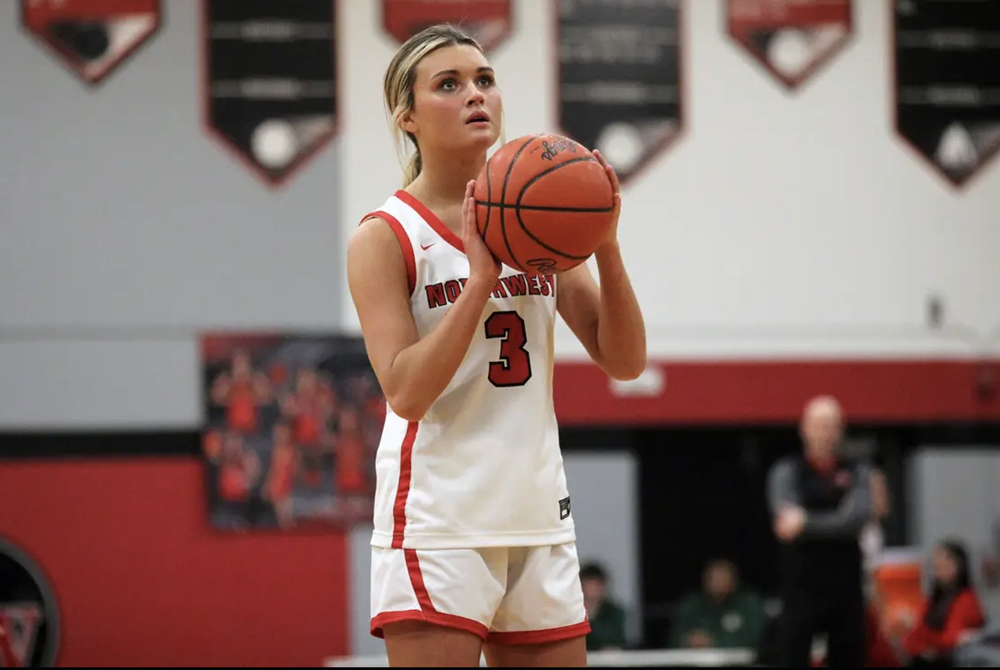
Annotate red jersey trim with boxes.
[360,211,417,296]
[391,421,419,549]
[395,190,466,253]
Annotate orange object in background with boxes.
[872,548,925,640]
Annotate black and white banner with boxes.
[555,0,683,185]
[203,0,338,187]
[894,0,1000,188]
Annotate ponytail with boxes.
[402,132,422,187]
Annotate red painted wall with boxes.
[554,359,1000,425]
[0,458,349,667]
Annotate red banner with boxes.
[727,0,852,90]
[21,0,161,85]
[382,0,513,53]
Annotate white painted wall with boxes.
[1,0,998,428]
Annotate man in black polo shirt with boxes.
[767,395,873,667]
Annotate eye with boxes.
[439,78,458,91]
[477,75,495,87]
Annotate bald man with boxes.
[767,395,873,667]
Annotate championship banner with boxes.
[20,0,161,86]
[200,333,384,532]
[382,0,513,53]
[727,0,852,91]
[203,0,338,187]
[894,0,1000,188]
[556,0,683,185]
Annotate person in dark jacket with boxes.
[767,395,872,667]
[580,562,628,651]
[903,540,985,667]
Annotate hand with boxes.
[592,150,621,251]
[775,506,806,542]
[462,180,501,283]
[687,631,712,649]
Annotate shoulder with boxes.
[349,215,397,260]
[348,213,415,294]
[768,455,798,479]
[954,589,985,617]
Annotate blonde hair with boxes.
[383,24,496,187]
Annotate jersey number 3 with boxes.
[485,311,532,387]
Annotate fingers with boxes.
[593,150,621,194]
[462,181,473,238]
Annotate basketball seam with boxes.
[475,202,614,213]
[514,157,608,262]
[499,134,543,270]
[482,153,493,237]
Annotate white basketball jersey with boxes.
[363,190,575,550]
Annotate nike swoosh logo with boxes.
[421,243,436,250]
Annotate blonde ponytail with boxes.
[402,131,422,187]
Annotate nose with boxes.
[466,83,485,105]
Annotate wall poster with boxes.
[202,0,338,187]
[727,0,853,91]
[200,333,384,532]
[20,0,161,86]
[894,0,1000,188]
[555,0,683,185]
[381,0,513,54]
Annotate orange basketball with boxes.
[474,134,615,275]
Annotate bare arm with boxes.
[556,151,646,381]
[557,246,647,380]
[348,218,495,422]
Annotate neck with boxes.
[409,148,488,210]
[806,448,836,470]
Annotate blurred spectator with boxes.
[580,562,627,651]
[210,349,272,435]
[670,559,767,650]
[767,395,872,667]
[901,540,985,667]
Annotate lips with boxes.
[466,111,490,124]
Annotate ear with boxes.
[400,109,418,136]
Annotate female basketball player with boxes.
[348,24,646,668]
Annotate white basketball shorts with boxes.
[370,542,591,645]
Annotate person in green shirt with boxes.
[670,559,768,650]
[580,562,628,651]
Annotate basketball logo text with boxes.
[537,139,578,162]
[526,258,557,275]
[425,273,556,310]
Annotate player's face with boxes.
[404,44,501,153]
